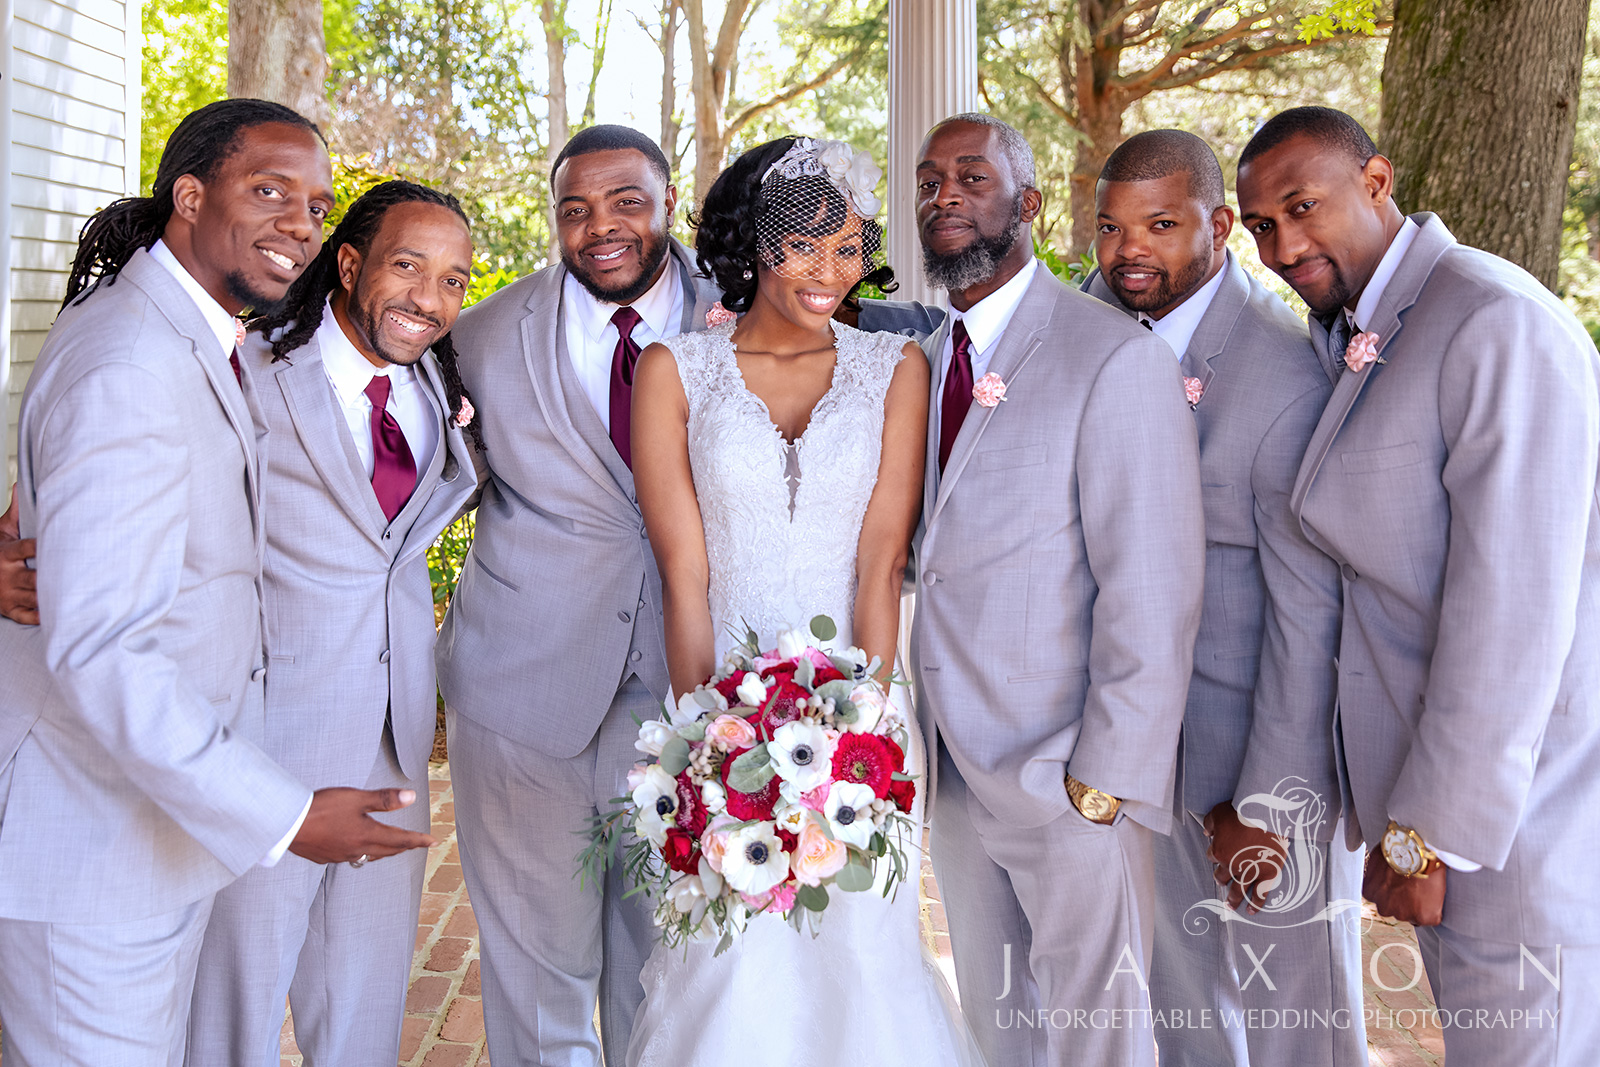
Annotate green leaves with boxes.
[726,744,776,794]
[658,737,692,777]
[795,884,830,912]
[809,614,838,642]
[835,859,874,892]
[1296,0,1380,42]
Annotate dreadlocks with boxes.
[256,179,485,451]
[64,99,323,308]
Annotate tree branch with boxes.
[1147,25,1388,92]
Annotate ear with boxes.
[1362,154,1396,209]
[663,183,680,219]
[1211,205,1235,250]
[336,242,362,296]
[1019,186,1044,225]
[171,173,205,226]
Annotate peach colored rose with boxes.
[972,372,1008,408]
[1344,330,1383,373]
[1183,376,1205,407]
[706,713,757,750]
[706,301,737,327]
[700,814,737,873]
[453,397,475,428]
[792,821,849,886]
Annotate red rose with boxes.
[889,776,917,812]
[777,829,798,853]
[713,670,749,705]
[763,663,798,684]
[882,735,906,772]
[675,770,707,835]
[662,828,700,874]
[832,733,893,798]
[811,663,848,686]
[719,747,780,820]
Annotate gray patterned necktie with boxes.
[1325,312,1351,380]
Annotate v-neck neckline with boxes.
[726,319,845,447]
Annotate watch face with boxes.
[1383,826,1425,876]
[1080,790,1116,822]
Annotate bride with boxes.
[627,136,982,1066]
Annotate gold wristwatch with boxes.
[1066,774,1121,824]
[1381,820,1439,878]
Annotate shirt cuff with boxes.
[1432,846,1482,873]
[260,794,313,868]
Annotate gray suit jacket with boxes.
[1086,254,1343,838]
[0,249,311,923]
[247,331,477,787]
[912,264,1207,833]
[1293,212,1600,945]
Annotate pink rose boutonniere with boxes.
[1344,331,1384,373]
[1183,376,1205,408]
[454,397,476,429]
[706,301,738,327]
[972,372,1008,408]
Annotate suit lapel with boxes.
[922,318,951,521]
[276,338,391,546]
[1290,213,1457,525]
[929,268,1056,525]
[391,353,465,561]
[1179,253,1251,397]
[675,238,720,333]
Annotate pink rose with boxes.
[1344,330,1383,373]
[706,301,737,327]
[799,782,832,812]
[626,762,650,793]
[454,397,476,428]
[972,372,1008,408]
[700,814,737,874]
[705,713,757,750]
[1183,376,1205,407]
[741,882,798,913]
[791,822,849,886]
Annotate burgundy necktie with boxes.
[364,375,417,523]
[608,306,644,469]
[938,320,975,473]
[230,351,243,387]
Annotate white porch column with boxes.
[886,0,978,306]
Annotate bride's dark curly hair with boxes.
[692,136,896,313]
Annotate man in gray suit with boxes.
[0,100,430,1065]
[911,113,1206,1067]
[1085,130,1364,1067]
[1239,106,1600,1066]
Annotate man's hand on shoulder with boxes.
[1,485,39,626]
[288,786,436,865]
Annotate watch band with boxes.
[1066,774,1121,824]
[1381,819,1439,878]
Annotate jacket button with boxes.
[379,649,391,664]
[630,649,643,662]
[250,667,266,682]
[923,571,938,586]
[1340,564,1357,582]
[618,610,631,623]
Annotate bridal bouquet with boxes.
[581,616,919,953]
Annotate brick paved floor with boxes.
[268,759,1444,1066]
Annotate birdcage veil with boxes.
[753,138,886,282]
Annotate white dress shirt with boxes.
[147,239,309,866]
[1145,259,1228,362]
[935,257,1040,429]
[148,239,242,363]
[562,261,685,430]
[315,298,440,481]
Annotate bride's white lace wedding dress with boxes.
[625,319,984,1067]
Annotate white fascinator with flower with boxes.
[762,137,883,218]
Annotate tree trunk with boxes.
[1066,0,1126,256]
[659,0,682,164]
[228,0,330,126]
[1379,0,1587,288]
[541,0,571,263]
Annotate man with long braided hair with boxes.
[0,100,431,1064]
[181,179,482,1067]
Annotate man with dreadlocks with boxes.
[0,100,431,1064]
[177,180,482,1067]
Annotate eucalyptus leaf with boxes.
[796,884,830,912]
[678,721,707,743]
[828,654,857,678]
[835,860,874,892]
[658,736,692,776]
[832,701,858,725]
[727,744,776,793]
[794,657,815,689]
[890,772,914,782]
[809,615,838,642]
[814,679,854,703]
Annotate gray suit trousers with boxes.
[447,676,658,1067]
[1149,815,1366,1066]
[185,723,426,1067]
[932,747,1158,1067]
[0,897,213,1066]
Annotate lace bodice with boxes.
[664,319,908,654]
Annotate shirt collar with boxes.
[1350,217,1419,333]
[315,297,409,406]
[1145,256,1228,361]
[950,257,1039,356]
[565,256,683,344]
[147,239,242,361]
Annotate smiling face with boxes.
[1237,132,1399,316]
[171,122,335,315]
[915,120,1041,308]
[753,209,869,329]
[1095,172,1230,318]
[334,201,473,369]
[553,148,678,305]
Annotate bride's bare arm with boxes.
[632,341,717,697]
[852,342,930,681]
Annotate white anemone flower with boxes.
[768,719,836,792]
[734,673,768,708]
[632,765,680,847]
[720,822,790,895]
[825,781,877,849]
[634,719,675,758]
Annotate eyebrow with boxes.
[391,246,432,259]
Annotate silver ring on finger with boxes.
[349,854,369,869]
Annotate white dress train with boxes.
[625,321,984,1067]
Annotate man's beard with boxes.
[564,230,672,305]
[1297,258,1355,317]
[1109,249,1211,314]
[350,273,442,368]
[225,271,288,320]
[921,194,1025,293]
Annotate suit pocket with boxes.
[974,444,1047,471]
[1341,442,1422,474]
[472,552,520,593]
